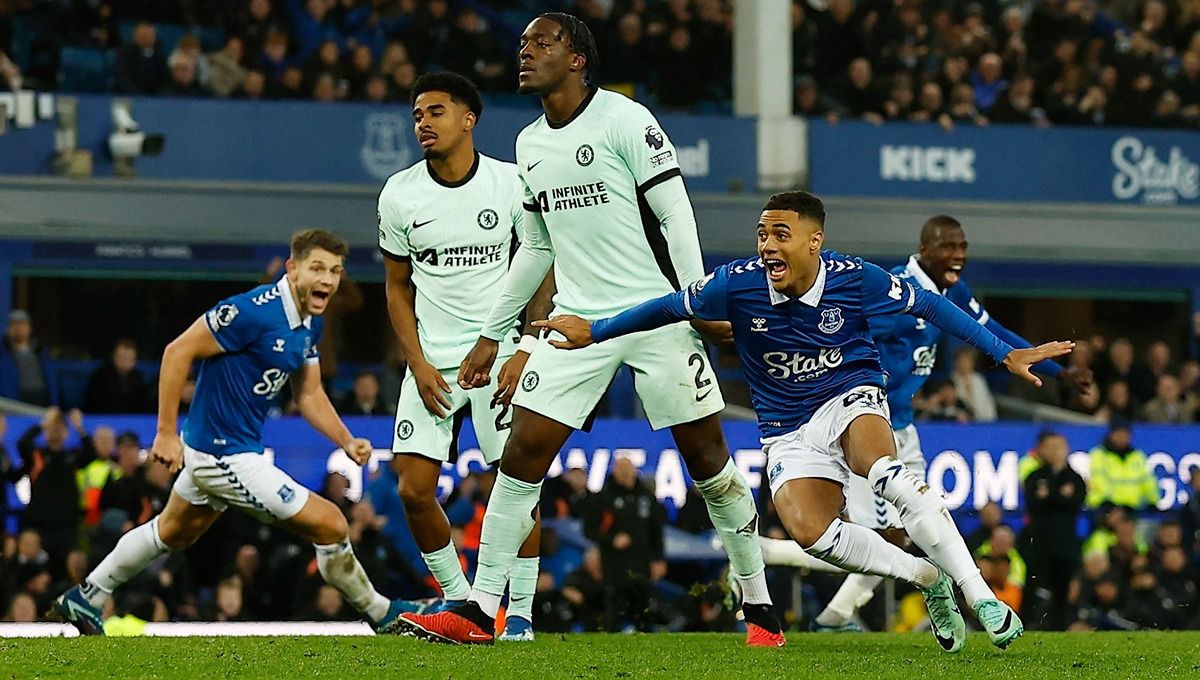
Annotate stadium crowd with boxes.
[0,0,1198,127]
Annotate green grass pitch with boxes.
[0,632,1196,679]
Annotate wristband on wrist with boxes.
[518,334,539,354]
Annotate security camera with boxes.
[108,99,165,165]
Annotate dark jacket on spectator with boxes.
[115,42,169,94]
[83,361,148,414]
[17,424,95,562]
[0,338,58,407]
[584,476,664,582]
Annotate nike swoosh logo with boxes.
[696,389,713,402]
[467,631,492,640]
[412,218,435,229]
[934,631,956,650]
[997,609,1014,633]
[526,160,543,172]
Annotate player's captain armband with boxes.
[205,303,240,334]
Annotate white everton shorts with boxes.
[763,385,890,499]
[172,445,310,522]
[844,423,926,529]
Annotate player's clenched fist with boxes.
[342,437,374,465]
[532,316,594,349]
[150,431,185,474]
[458,337,499,389]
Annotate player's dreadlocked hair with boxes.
[539,12,600,82]
[291,229,348,261]
[411,71,484,121]
[763,191,826,229]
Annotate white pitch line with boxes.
[0,622,376,638]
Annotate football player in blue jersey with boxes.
[535,192,1075,652]
[51,230,410,635]
[812,215,1094,632]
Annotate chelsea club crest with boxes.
[818,307,844,334]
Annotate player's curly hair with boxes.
[411,71,484,121]
[291,229,348,262]
[763,191,826,229]
[539,12,600,82]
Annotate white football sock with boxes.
[507,556,539,622]
[314,539,390,623]
[758,536,847,573]
[422,541,470,602]
[83,517,169,607]
[816,573,883,626]
[694,460,771,603]
[804,518,938,589]
[470,472,541,618]
[867,456,993,605]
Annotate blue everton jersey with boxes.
[183,277,323,456]
[871,255,1061,430]
[591,250,1015,439]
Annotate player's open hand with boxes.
[493,350,531,408]
[1003,341,1075,387]
[411,360,453,418]
[150,431,185,474]
[458,337,499,390]
[343,437,374,466]
[532,315,594,349]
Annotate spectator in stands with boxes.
[235,0,289,62]
[1173,50,1200,125]
[1179,360,1200,412]
[237,69,266,99]
[971,52,1009,112]
[1087,423,1159,510]
[311,71,338,102]
[0,310,57,407]
[605,12,649,90]
[1140,374,1195,423]
[585,457,665,632]
[303,40,342,95]
[951,347,997,421]
[444,8,508,92]
[2,592,37,623]
[1095,380,1135,424]
[541,462,592,520]
[165,51,207,98]
[268,65,304,99]
[363,73,389,104]
[976,525,1026,589]
[100,431,169,528]
[916,378,971,422]
[966,501,1005,554]
[1132,341,1172,405]
[946,81,991,126]
[343,44,374,100]
[1155,546,1196,618]
[209,576,246,622]
[16,407,94,567]
[794,74,839,120]
[83,339,147,414]
[1097,338,1136,398]
[284,0,345,62]
[387,60,416,102]
[172,35,209,90]
[832,58,884,122]
[1020,430,1086,630]
[337,370,387,416]
[1124,560,1183,629]
[909,81,949,127]
[881,73,916,121]
[115,21,168,95]
[655,24,703,110]
[258,31,292,85]
[77,425,117,528]
[208,36,247,98]
[559,547,605,631]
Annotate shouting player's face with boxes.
[288,247,344,317]
[412,90,474,160]
[920,225,968,289]
[757,209,824,295]
[518,17,581,95]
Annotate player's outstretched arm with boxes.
[152,317,225,473]
[909,288,1074,387]
[534,289,694,349]
[294,362,372,465]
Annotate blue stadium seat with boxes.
[57,47,115,93]
[54,359,102,410]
